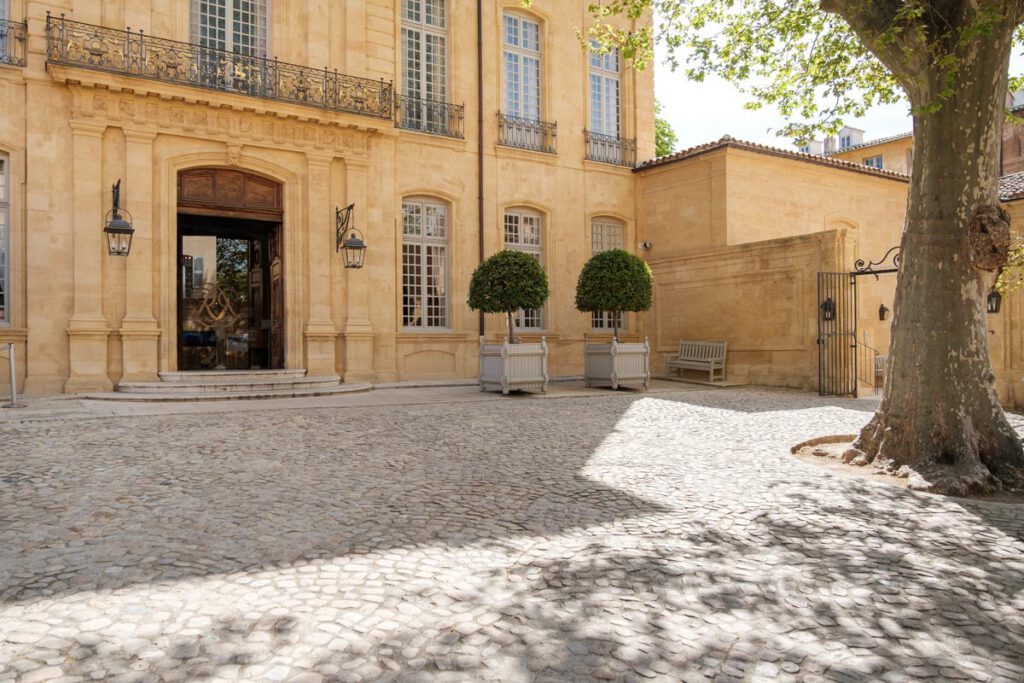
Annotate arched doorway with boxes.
[176,168,284,371]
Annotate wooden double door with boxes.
[177,168,285,371]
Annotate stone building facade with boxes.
[0,0,654,394]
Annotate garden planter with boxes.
[479,336,548,394]
[584,338,650,390]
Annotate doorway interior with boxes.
[177,216,282,371]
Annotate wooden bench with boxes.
[667,341,727,383]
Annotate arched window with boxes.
[504,207,544,330]
[401,0,448,131]
[402,198,450,329]
[0,152,8,324]
[191,0,269,57]
[590,217,625,331]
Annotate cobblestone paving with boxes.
[1,387,1023,683]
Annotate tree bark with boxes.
[507,311,516,344]
[854,10,1024,495]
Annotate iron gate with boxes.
[817,272,858,397]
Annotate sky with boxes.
[654,48,1024,154]
[655,69,913,153]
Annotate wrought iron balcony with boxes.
[396,94,465,139]
[497,112,557,154]
[585,130,637,167]
[0,19,27,67]
[45,14,393,119]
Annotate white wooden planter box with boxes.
[584,338,650,390]
[479,336,549,394]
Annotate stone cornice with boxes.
[61,74,390,160]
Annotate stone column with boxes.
[303,154,339,376]
[65,122,112,393]
[340,158,375,382]
[119,130,160,382]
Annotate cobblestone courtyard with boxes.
[1,386,1023,682]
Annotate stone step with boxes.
[158,369,308,383]
[84,382,372,403]
[118,375,341,394]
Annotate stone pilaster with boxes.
[340,158,375,383]
[303,154,339,376]
[119,130,160,382]
[65,121,112,394]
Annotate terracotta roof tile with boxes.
[635,135,910,181]
[999,172,1024,201]
[826,132,913,155]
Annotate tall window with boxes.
[401,0,447,103]
[0,154,8,324]
[0,0,8,62]
[504,208,543,330]
[589,45,620,137]
[190,0,269,57]
[503,13,541,121]
[591,218,625,330]
[402,199,449,329]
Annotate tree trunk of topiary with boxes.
[612,313,619,343]
[507,311,516,344]
[853,20,1024,495]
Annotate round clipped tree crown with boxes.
[575,249,653,314]
[468,249,550,315]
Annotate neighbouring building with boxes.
[0,0,654,395]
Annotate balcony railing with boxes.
[497,112,557,154]
[396,94,465,139]
[585,130,637,167]
[45,14,393,119]
[0,19,27,67]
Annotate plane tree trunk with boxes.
[843,3,1024,494]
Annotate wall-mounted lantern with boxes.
[103,179,134,256]
[820,297,836,321]
[336,203,366,269]
[878,304,889,321]
[987,289,1003,314]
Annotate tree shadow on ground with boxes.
[0,396,667,603]
[2,388,1021,682]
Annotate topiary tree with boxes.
[468,249,550,343]
[575,249,653,342]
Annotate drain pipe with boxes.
[477,0,485,337]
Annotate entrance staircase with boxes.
[86,370,371,402]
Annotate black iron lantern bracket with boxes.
[336,203,367,269]
[103,179,134,256]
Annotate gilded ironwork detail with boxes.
[0,19,28,67]
[46,14,393,120]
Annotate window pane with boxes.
[403,200,449,329]
[504,209,543,329]
[504,15,519,47]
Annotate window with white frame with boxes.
[840,134,853,149]
[190,0,269,57]
[864,155,883,169]
[503,13,541,121]
[0,0,8,60]
[0,153,8,324]
[504,208,543,330]
[589,44,620,137]
[401,0,447,103]
[402,198,449,329]
[590,217,625,331]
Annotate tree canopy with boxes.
[468,250,550,343]
[654,100,679,156]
